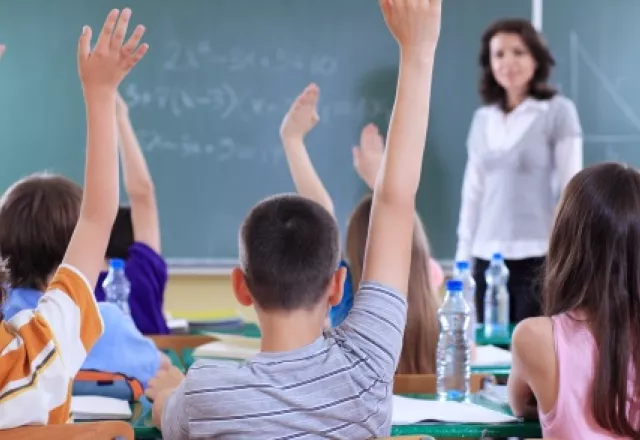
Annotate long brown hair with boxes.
[479,18,556,112]
[544,163,640,436]
[346,195,440,374]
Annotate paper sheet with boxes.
[392,395,517,424]
[71,396,132,420]
[472,345,512,367]
[194,341,259,360]
[167,318,189,331]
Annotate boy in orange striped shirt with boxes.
[0,9,148,429]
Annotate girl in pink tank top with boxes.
[507,163,640,439]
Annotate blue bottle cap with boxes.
[446,279,463,291]
[455,260,469,270]
[109,258,125,270]
[492,253,503,261]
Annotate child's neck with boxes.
[258,309,325,353]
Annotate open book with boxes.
[71,396,132,421]
[392,395,517,424]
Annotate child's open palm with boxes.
[380,0,441,53]
[78,9,148,92]
[280,83,320,141]
[353,123,385,189]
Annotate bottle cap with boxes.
[109,258,125,270]
[446,279,463,291]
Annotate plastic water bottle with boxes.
[436,279,471,401]
[103,258,131,315]
[484,253,510,336]
[454,261,476,345]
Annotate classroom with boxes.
[0,0,639,438]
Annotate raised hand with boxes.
[78,8,148,93]
[280,83,320,141]
[116,92,129,117]
[353,123,385,189]
[379,0,441,57]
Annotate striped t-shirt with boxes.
[0,264,103,428]
[162,282,407,440]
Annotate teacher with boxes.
[456,19,583,325]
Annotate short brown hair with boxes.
[346,195,440,374]
[479,18,556,111]
[0,173,82,290]
[239,194,340,311]
[106,206,134,260]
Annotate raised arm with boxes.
[361,0,441,295]
[279,83,334,215]
[353,123,384,190]
[116,92,161,252]
[63,8,148,289]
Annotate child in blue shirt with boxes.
[0,173,167,388]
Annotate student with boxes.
[278,88,445,373]
[0,173,165,390]
[0,9,147,428]
[93,93,170,335]
[508,163,640,438]
[146,0,442,437]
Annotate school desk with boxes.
[474,324,514,347]
[181,347,511,379]
[194,322,515,347]
[390,394,541,438]
[123,394,540,439]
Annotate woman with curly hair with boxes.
[456,19,583,326]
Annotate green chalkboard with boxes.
[0,0,531,267]
[544,0,640,166]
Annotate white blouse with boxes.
[455,96,583,262]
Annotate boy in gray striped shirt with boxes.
[146,1,442,438]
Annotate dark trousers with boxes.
[473,256,545,325]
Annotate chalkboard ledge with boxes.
[167,259,456,277]
[167,259,238,276]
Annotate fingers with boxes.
[122,24,146,55]
[125,43,149,69]
[111,8,132,50]
[379,0,393,19]
[95,9,119,52]
[77,26,92,63]
[299,83,319,105]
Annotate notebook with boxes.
[472,345,512,367]
[392,395,518,424]
[71,396,132,420]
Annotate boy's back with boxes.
[150,1,441,437]
[162,282,406,439]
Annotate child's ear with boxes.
[328,266,347,307]
[231,267,253,307]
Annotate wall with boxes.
[164,274,257,322]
